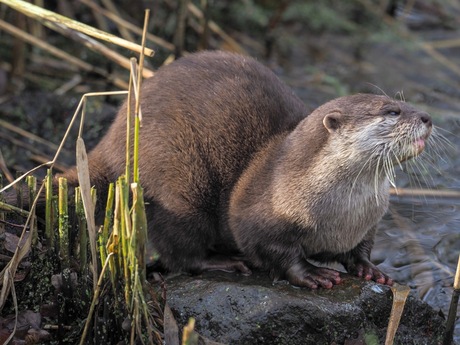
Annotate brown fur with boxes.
[229,93,431,287]
[61,51,432,288]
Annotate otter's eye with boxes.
[386,110,400,116]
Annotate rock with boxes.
[166,271,445,345]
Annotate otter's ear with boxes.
[323,112,342,133]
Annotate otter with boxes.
[60,50,431,288]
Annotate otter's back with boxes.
[95,51,307,212]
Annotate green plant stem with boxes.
[26,176,37,249]
[100,183,114,268]
[45,169,54,247]
[125,74,132,183]
[58,177,69,268]
[133,115,140,183]
[131,183,147,282]
[117,176,131,305]
[0,200,30,218]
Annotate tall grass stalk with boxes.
[45,169,54,247]
[105,183,120,296]
[118,175,132,305]
[26,176,37,247]
[15,172,23,211]
[96,10,162,343]
[58,177,70,268]
[125,72,132,184]
[99,182,114,272]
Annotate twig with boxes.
[29,155,69,173]
[0,132,69,172]
[385,284,411,345]
[0,91,128,194]
[188,2,247,55]
[426,38,460,49]
[100,0,136,42]
[30,55,79,73]
[419,42,460,77]
[11,10,26,85]
[0,149,14,183]
[0,118,59,152]
[0,200,30,218]
[0,219,29,229]
[0,19,128,89]
[356,0,460,79]
[54,74,83,95]
[78,0,175,52]
[89,3,110,34]
[390,187,460,198]
[174,0,190,57]
[198,0,210,50]
[41,20,154,79]
[0,0,154,57]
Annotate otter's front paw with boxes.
[349,260,393,285]
[285,262,342,289]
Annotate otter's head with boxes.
[312,94,432,164]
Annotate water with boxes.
[374,196,460,341]
[372,118,460,341]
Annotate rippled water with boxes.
[374,198,460,339]
[373,119,460,341]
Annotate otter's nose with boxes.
[419,112,432,127]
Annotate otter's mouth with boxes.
[414,137,427,154]
[406,131,431,160]
[396,131,431,163]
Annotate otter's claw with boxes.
[285,262,342,289]
[351,260,393,286]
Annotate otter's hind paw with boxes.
[350,260,393,286]
[285,262,342,289]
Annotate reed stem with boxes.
[45,169,54,247]
[58,177,69,268]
